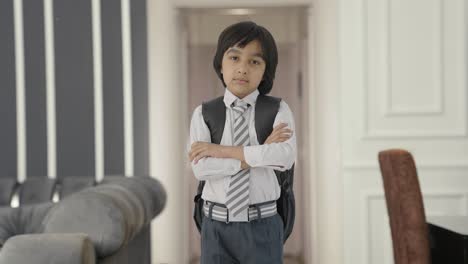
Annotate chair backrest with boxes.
[378,149,430,264]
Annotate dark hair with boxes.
[213,21,278,95]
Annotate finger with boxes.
[280,131,293,137]
[273,123,288,131]
[190,148,204,161]
[273,127,292,136]
[277,128,292,134]
[271,134,291,143]
[194,153,209,164]
[194,154,203,164]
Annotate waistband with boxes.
[203,200,277,223]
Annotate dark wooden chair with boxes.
[378,149,430,264]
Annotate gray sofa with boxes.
[0,176,166,264]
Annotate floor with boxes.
[189,255,304,264]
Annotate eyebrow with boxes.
[226,48,264,59]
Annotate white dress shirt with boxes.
[189,89,297,205]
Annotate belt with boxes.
[203,200,277,223]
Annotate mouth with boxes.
[233,79,249,84]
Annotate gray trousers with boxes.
[201,214,284,264]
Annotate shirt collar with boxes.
[223,89,259,108]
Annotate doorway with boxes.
[181,7,310,264]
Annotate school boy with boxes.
[188,21,297,264]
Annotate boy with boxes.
[188,21,297,264]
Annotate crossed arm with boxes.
[188,122,293,169]
[188,102,296,180]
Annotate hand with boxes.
[241,161,250,169]
[189,142,225,164]
[264,123,293,144]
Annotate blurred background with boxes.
[2,0,467,263]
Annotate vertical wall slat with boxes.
[55,0,95,177]
[122,0,134,177]
[44,0,57,179]
[92,0,104,181]
[131,0,149,176]
[102,0,125,176]
[14,0,27,182]
[24,0,47,177]
[0,0,17,179]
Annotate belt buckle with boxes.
[225,208,229,224]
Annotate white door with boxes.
[340,0,468,263]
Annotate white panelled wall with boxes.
[341,0,468,263]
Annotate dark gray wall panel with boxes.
[131,0,149,176]
[0,0,17,178]
[24,0,47,177]
[102,0,124,175]
[54,0,95,177]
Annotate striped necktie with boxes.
[226,99,251,220]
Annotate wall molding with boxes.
[362,190,468,264]
[360,0,467,139]
[383,0,444,116]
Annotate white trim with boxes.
[311,0,342,263]
[306,7,318,264]
[14,0,26,183]
[44,0,57,179]
[148,1,189,263]
[122,0,134,177]
[92,0,104,182]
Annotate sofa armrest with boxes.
[42,176,166,258]
[0,233,96,264]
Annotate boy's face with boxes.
[221,40,266,99]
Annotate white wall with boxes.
[340,0,468,263]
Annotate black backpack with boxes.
[192,94,295,243]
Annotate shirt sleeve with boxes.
[243,100,297,171]
[188,105,242,180]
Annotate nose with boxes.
[237,61,248,75]
[237,67,247,75]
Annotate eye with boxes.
[230,56,239,61]
[251,60,261,65]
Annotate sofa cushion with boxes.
[59,176,95,198]
[0,202,53,247]
[42,191,126,257]
[19,178,56,205]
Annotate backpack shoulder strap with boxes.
[255,94,282,144]
[201,94,282,145]
[202,96,226,145]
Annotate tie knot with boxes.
[232,100,250,114]
[232,100,249,117]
